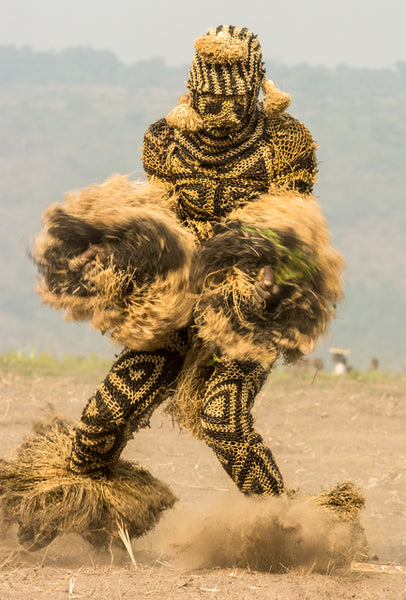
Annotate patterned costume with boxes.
[70,25,320,496]
[0,26,345,548]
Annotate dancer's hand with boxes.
[69,244,109,274]
[253,265,282,309]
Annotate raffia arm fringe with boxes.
[0,418,176,550]
[191,189,344,364]
[32,175,196,350]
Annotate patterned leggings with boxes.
[201,360,284,495]
[70,333,284,496]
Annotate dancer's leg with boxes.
[71,331,188,475]
[201,359,284,495]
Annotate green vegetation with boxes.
[268,364,406,392]
[1,349,403,388]
[0,349,111,378]
[1,46,405,370]
[242,227,319,284]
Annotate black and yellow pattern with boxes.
[71,25,319,493]
[21,25,344,542]
[70,330,189,475]
[144,25,316,242]
[188,25,265,97]
[70,331,283,496]
[201,359,284,495]
[0,25,348,553]
[143,112,316,242]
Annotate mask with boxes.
[192,92,251,135]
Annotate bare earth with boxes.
[0,367,405,599]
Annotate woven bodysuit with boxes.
[71,25,316,496]
[143,109,316,240]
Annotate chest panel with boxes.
[169,142,273,220]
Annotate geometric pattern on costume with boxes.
[69,20,322,497]
[143,112,317,242]
[70,329,189,476]
[188,25,265,98]
[200,359,284,495]
[34,24,336,502]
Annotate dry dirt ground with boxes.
[0,366,405,599]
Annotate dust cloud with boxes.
[145,491,367,573]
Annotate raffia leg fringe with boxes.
[0,418,176,551]
[165,341,214,438]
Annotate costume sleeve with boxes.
[191,189,343,366]
[142,118,176,191]
[32,175,196,351]
[266,114,317,194]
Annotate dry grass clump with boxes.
[310,480,366,522]
[0,418,176,551]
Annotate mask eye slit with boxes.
[203,101,223,115]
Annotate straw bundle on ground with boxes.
[310,480,366,523]
[32,175,196,350]
[309,480,369,562]
[0,419,176,551]
[191,188,344,365]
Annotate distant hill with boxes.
[1,46,405,371]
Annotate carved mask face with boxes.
[192,92,251,135]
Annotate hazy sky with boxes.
[1,0,405,69]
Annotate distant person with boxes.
[330,348,350,375]
[333,355,347,375]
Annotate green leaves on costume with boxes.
[205,353,223,367]
[242,226,318,285]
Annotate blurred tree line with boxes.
[2,44,406,96]
[1,46,405,369]
[0,45,187,89]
